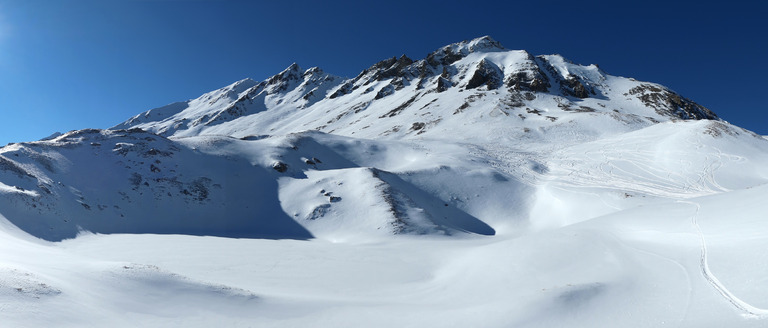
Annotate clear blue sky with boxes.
[0,0,766,145]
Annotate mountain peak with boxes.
[113,36,722,141]
[303,66,323,76]
[466,35,505,51]
[267,63,303,86]
[446,35,505,54]
[280,63,302,76]
[424,36,505,67]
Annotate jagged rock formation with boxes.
[112,36,717,142]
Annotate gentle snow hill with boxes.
[1,184,768,327]
[529,119,768,229]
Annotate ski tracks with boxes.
[678,200,768,319]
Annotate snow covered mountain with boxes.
[2,36,768,327]
[113,36,716,143]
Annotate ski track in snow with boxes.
[678,200,768,319]
[540,126,749,204]
[679,130,767,318]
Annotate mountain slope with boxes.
[3,120,766,241]
[0,128,502,241]
[0,129,312,241]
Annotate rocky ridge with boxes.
[112,36,717,142]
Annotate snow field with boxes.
[3,182,767,327]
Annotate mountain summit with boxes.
[113,36,717,142]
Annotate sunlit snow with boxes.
[1,36,767,327]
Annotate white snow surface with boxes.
[2,36,768,326]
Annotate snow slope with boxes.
[0,129,312,241]
[1,36,768,326]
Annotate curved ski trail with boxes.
[679,200,768,318]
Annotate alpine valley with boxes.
[2,37,767,327]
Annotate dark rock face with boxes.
[203,84,266,127]
[561,76,590,98]
[331,55,414,99]
[465,59,503,90]
[272,162,288,173]
[413,61,437,79]
[266,63,302,93]
[435,66,455,93]
[391,77,406,91]
[534,57,596,99]
[302,67,323,78]
[329,81,355,99]
[375,85,395,99]
[426,48,464,67]
[377,55,414,81]
[425,36,503,68]
[370,57,399,72]
[356,55,416,86]
[380,95,420,118]
[506,70,550,93]
[627,84,718,120]
[410,122,425,131]
[436,77,452,93]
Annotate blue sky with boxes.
[0,0,765,145]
